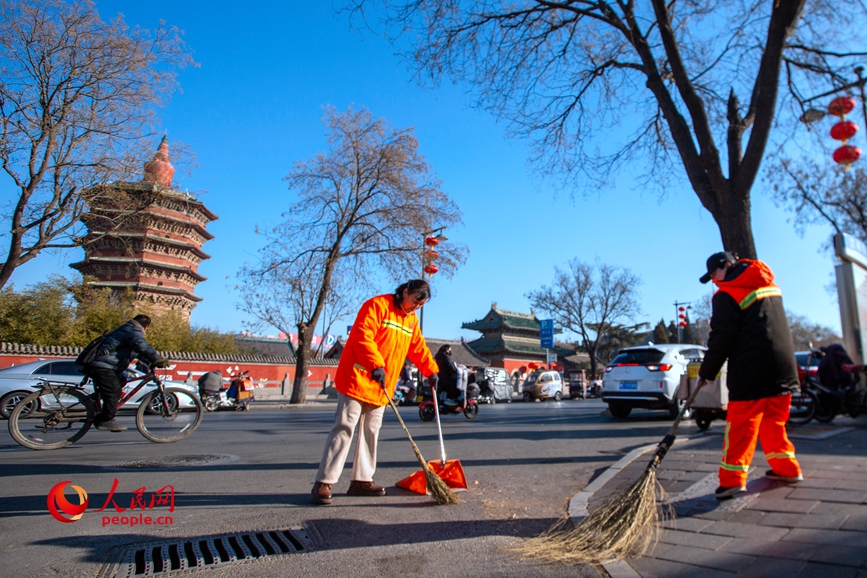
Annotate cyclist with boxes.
[86,314,168,432]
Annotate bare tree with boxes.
[0,0,194,289]
[787,310,840,350]
[345,0,867,258]
[238,106,466,403]
[527,259,641,378]
[773,159,867,243]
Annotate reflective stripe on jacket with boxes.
[335,294,439,406]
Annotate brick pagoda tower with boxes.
[70,137,218,319]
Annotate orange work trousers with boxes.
[719,394,801,487]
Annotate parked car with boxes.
[0,359,197,419]
[601,344,707,418]
[522,370,564,402]
[795,351,820,386]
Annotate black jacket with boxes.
[698,260,799,401]
[89,320,160,372]
[435,351,459,396]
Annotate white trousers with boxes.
[315,392,385,484]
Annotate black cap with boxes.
[700,251,737,284]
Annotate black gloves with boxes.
[152,358,170,369]
[427,373,439,389]
[371,368,386,386]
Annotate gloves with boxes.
[427,373,439,389]
[371,368,386,387]
[152,358,170,369]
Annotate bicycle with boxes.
[7,364,203,450]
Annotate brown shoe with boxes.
[311,482,332,505]
[347,480,386,496]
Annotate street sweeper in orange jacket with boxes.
[312,279,440,505]
[697,252,803,500]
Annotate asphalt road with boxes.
[0,398,692,577]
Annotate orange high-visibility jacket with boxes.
[335,294,439,406]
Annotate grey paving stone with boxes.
[720,537,815,560]
[661,516,714,532]
[653,543,755,572]
[760,512,848,530]
[679,471,714,483]
[728,509,768,525]
[841,512,867,531]
[645,540,675,558]
[697,463,719,473]
[700,520,789,540]
[657,528,733,550]
[807,544,867,567]
[790,487,867,504]
[793,561,860,578]
[746,497,817,513]
[628,556,734,578]
[812,502,865,516]
[835,479,867,491]
[781,528,867,547]
[738,556,808,577]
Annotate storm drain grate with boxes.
[99,525,317,577]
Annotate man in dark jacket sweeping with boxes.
[697,252,803,500]
[87,314,167,432]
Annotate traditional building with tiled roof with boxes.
[462,303,574,379]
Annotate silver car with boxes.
[0,359,197,418]
[601,344,707,419]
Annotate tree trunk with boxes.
[290,325,312,404]
[709,186,757,260]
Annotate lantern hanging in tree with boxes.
[828,96,861,169]
[423,263,439,275]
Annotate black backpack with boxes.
[75,331,109,367]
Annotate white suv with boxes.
[601,344,706,419]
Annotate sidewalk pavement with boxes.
[575,417,867,578]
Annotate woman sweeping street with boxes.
[311,279,440,505]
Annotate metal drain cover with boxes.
[112,454,237,469]
[98,525,318,577]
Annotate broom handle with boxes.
[647,377,708,470]
[381,382,432,471]
[430,382,448,466]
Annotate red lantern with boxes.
[423,263,439,275]
[423,249,439,261]
[833,145,862,166]
[829,96,856,118]
[424,236,439,247]
[830,121,859,141]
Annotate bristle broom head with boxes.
[425,466,460,505]
[513,468,670,564]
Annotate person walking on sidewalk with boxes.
[312,279,440,505]
[87,314,168,432]
[697,251,803,500]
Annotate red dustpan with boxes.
[397,383,467,494]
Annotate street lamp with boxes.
[420,227,447,333]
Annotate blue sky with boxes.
[14,1,842,343]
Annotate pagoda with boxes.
[70,137,218,320]
[462,303,574,375]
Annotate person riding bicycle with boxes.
[86,314,168,432]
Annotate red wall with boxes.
[0,354,337,392]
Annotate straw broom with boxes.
[515,379,707,564]
[382,383,460,505]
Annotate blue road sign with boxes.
[539,319,554,349]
